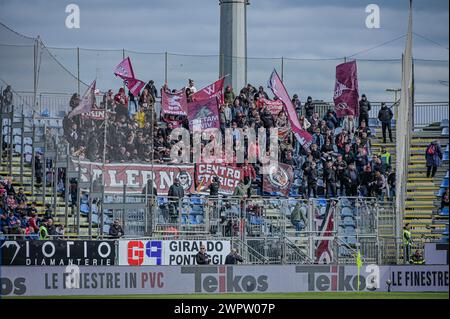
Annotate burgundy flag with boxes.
[187,96,220,131]
[314,201,335,264]
[267,69,312,150]
[114,57,145,96]
[262,162,293,196]
[333,61,359,118]
[161,89,188,116]
[192,77,226,104]
[68,80,96,119]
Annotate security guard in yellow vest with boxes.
[39,222,49,240]
[403,223,412,263]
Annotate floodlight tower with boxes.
[219,0,249,91]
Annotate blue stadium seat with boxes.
[346,236,357,245]
[196,214,204,224]
[444,151,449,161]
[442,127,449,136]
[440,207,449,216]
[441,178,449,188]
[437,187,446,197]
[343,217,356,227]
[345,226,356,235]
[188,214,197,224]
[368,118,378,128]
[340,207,354,217]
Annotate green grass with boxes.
[5,292,449,299]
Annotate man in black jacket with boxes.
[358,94,371,126]
[196,245,210,265]
[225,248,244,264]
[378,102,394,143]
[209,176,220,197]
[323,161,337,198]
[109,219,124,238]
[168,178,184,223]
[344,162,359,196]
[304,96,315,120]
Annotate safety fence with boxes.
[1,22,448,123]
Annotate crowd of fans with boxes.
[63,79,395,200]
[0,176,65,238]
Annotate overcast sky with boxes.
[0,0,448,102]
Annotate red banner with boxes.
[256,98,284,116]
[188,96,220,131]
[268,70,312,150]
[192,77,225,104]
[76,161,195,194]
[262,162,293,196]
[195,163,243,195]
[161,90,188,116]
[333,61,359,118]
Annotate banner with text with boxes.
[1,265,447,296]
[188,96,220,131]
[195,163,243,195]
[118,240,231,266]
[0,240,115,266]
[74,160,194,194]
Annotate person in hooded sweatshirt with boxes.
[358,94,371,127]
[304,96,315,120]
[378,102,394,143]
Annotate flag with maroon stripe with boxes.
[268,69,312,150]
[333,61,359,118]
[192,76,226,104]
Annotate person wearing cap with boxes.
[292,94,302,116]
[358,94,371,127]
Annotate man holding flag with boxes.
[114,57,145,98]
[68,80,96,119]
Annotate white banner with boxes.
[1,265,448,296]
[118,240,231,266]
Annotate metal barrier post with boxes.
[308,199,314,262]
[88,181,93,239]
[42,124,47,206]
[20,114,24,185]
[64,143,69,230]
[8,107,13,177]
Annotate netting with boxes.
[0,22,448,117]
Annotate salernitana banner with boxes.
[1,265,447,296]
[74,160,195,194]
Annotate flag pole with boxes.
[101,91,108,238]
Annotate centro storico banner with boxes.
[0,240,116,266]
[118,240,231,266]
[0,265,448,296]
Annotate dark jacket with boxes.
[304,102,315,118]
[359,99,371,115]
[425,142,443,167]
[109,224,124,238]
[225,252,244,265]
[209,180,220,196]
[168,183,184,199]
[196,252,210,265]
[378,106,393,123]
